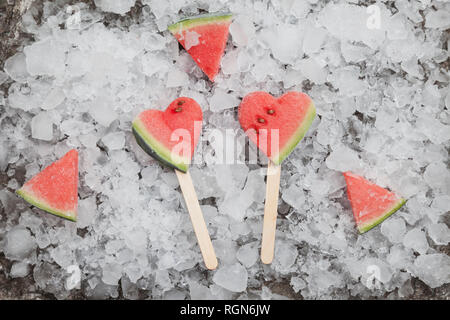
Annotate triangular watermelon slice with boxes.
[343,172,406,233]
[168,13,232,81]
[16,149,79,221]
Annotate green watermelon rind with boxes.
[168,13,232,34]
[132,118,190,173]
[271,102,316,165]
[16,188,77,222]
[357,198,407,233]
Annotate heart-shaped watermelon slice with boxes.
[168,13,232,81]
[132,97,203,172]
[239,91,316,164]
[16,149,79,221]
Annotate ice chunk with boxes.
[121,276,139,300]
[24,39,66,77]
[166,68,189,88]
[94,0,136,15]
[427,223,450,245]
[142,52,169,77]
[307,268,343,293]
[297,58,327,84]
[141,32,166,51]
[425,9,450,29]
[4,227,36,261]
[213,239,238,265]
[42,87,65,110]
[236,242,258,268]
[229,15,255,47]
[328,67,366,97]
[4,52,29,83]
[66,50,91,77]
[325,144,362,172]
[184,31,200,50]
[209,88,240,112]
[33,262,72,299]
[218,168,265,221]
[90,281,119,299]
[140,166,158,185]
[213,263,248,292]
[386,13,410,40]
[401,58,424,79]
[403,228,429,255]
[398,278,414,298]
[102,131,125,150]
[77,196,97,228]
[289,0,310,18]
[387,244,413,269]
[125,228,147,253]
[261,24,302,64]
[416,115,450,145]
[50,245,74,268]
[102,263,123,285]
[282,183,305,211]
[414,254,450,288]
[432,195,450,213]
[31,112,53,141]
[221,49,239,75]
[302,26,327,55]
[0,71,7,85]
[155,270,171,290]
[384,38,423,63]
[61,118,91,137]
[237,50,251,72]
[318,3,386,49]
[290,276,307,293]
[274,241,298,273]
[188,281,215,300]
[375,106,398,131]
[89,95,117,127]
[10,262,30,278]
[340,42,372,63]
[381,217,406,244]
[424,162,450,193]
[336,97,357,119]
[144,0,168,19]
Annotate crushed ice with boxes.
[0,0,449,299]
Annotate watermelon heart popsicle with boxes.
[16,149,79,222]
[239,92,316,264]
[168,13,232,82]
[132,97,218,270]
[343,172,406,233]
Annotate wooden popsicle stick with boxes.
[175,169,218,270]
[261,161,281,264]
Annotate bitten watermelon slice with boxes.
[239,91,316,164]
[16,149,79,221]
[343,172,406,233]
[168,13,232,81]
[132,97,203,173]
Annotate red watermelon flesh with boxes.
[343,172,406,233]
[16,149,78,221]
[132,97,203,173]
[168,13,232,81]
[239,91,316,165]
